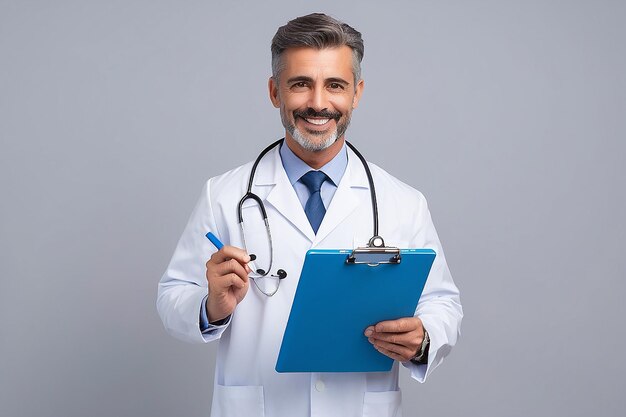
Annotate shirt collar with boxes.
[279,139,348,186]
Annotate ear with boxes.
[268,77,280,108]
[352,79,365,109]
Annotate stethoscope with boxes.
[238,138,385,296]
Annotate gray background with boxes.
[1,1,624,416]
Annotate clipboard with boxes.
[275,248,436,373]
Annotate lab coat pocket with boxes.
[213,384,265,417]
[362,390,402,417]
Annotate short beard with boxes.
[290,126,338,151]
[281,110,352,152]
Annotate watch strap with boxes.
[410,329,430,364]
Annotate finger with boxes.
[368,331,422,348]
[372,344,412,363]
[210,245,251,265]
[374,317,421,334]
[227,272,247,290]
[369,338,417,362]
[208,272,239,291]
[207,251,251,278]
[211,272,247,291]
[216,258,249,283]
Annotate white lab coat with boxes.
[157,145,462,417]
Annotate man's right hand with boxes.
[205,246,251,323]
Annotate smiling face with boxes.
[269,46,364,160]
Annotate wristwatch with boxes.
[410,330,430,364]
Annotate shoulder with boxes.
[204,160,254,196]
[196,160,256,235]
[204,142,281,195]
[362,161,434,246]
[367,161,428,209]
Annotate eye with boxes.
[328,82,344,90]
[291,81,308,90]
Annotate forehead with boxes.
[280,46,354,80]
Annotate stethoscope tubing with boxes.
[239,138,379,238]
[236,138,382,296]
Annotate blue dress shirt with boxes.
[279,140,348,210]
[200,140,349,332]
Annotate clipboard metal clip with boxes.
[346,235,401,266]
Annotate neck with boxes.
[285,136,345,169]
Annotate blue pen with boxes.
[206,232,224,250]
[205,232,258,272]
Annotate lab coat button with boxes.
[315,380,325,392]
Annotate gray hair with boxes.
[271,13,364,86]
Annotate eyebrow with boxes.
[286,76,351,86]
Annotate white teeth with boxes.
[305,118,330,125]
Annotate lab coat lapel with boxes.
[313,149,370,245]
[257,147,316,242]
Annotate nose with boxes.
[307,84,328,112]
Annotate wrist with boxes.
[410,329,430,364]
[208,316,230,326]
[206,297,230,323]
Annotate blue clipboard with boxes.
[275,248,435,373]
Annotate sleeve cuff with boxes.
[403,318,437,382]
[199,294,210,330]
[199,295,232,338]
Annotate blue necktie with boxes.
[300,170,328,234]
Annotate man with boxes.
[158,13,462,417]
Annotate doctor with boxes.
[158,13,462,417]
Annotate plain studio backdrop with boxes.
[1,1,624,416]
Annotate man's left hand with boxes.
[364,317,425,362]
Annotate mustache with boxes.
[293,108,342,121]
